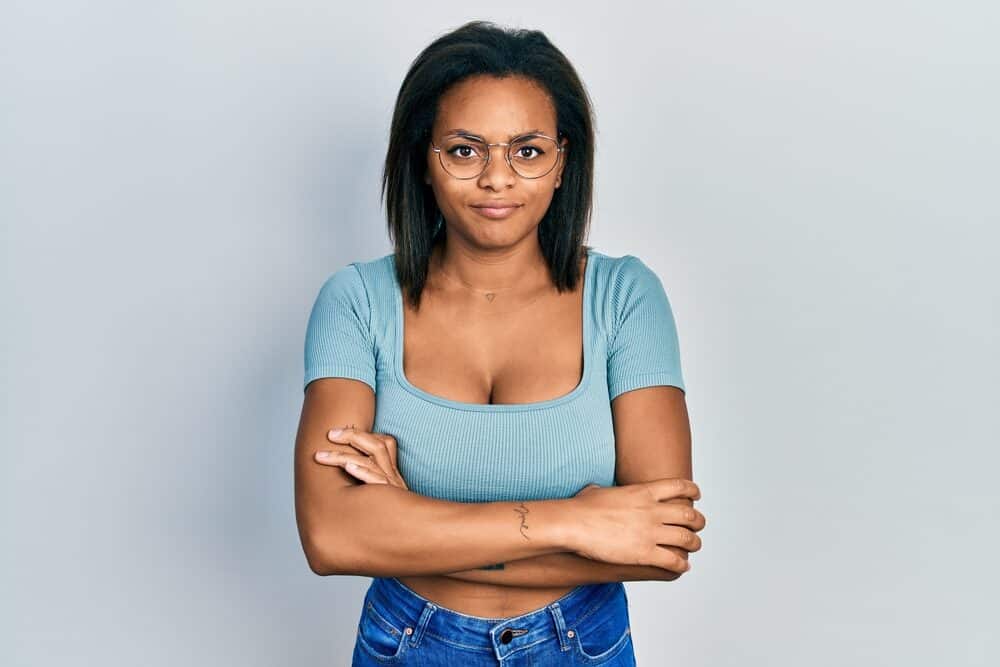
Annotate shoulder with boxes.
[588,250,668,312]
[587,248,661,282]
[613,253,662,290]
[314,253,393,303]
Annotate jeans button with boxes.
[500,628,513,643]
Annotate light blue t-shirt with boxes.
[303,247,685,503]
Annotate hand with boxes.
[569,479,705,574]
[313,425,409,490]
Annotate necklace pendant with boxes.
[485,292,496,302]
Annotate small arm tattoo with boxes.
[514,501,530,540]
[477,562,506,570]
[475,502,531,569]
[338,428,524,573]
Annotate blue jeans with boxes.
[352,576,636,665]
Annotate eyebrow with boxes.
[443,128,546,140]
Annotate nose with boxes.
[477,143,517,189]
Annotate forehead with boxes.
[433,75,556,139]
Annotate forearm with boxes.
[441,550,683,587]
[312,483,575,577]
[438,496,694,587]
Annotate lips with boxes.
[472,200,521,207]
[471,203,521,220]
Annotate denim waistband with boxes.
[365,576,624,659]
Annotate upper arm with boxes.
[606,255,691,486]
[295,264,378,573]
[611,386,691,487]
[295,378,374,573]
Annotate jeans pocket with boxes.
[356,600,409,662]
[572,624,631,664]
[570,586,633,664]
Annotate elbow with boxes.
[301,528,350,576]
[307,532,391,578]
[302,534,334,576]
[305,551,336,577]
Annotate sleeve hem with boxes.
[608,371,686,401]
[303,366,376,393]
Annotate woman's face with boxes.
[425,75,568,248]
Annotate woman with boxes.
[295,20,706,665]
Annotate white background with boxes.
[3,1,998,664]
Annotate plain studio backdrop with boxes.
[2,2,997,665]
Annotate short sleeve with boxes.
[606,255,686,400]
[303,264,377,393]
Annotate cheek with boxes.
[433,181,466,207]
[428,183,471,221]
[524,185,557,211]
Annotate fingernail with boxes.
[316,451,330,459]
[328,428,343,438]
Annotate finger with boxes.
[314,449,409,490]
[314,447,384,482]
[314,450,349,467]
[653,545,692,574]
[328,427,397,482]
[326,427,384,464]
[318,448,408,490]
[650,477,701,502]
[370,438,406,486]
[327,427,406,488]
[369,433,400,479]
[342,461,389,485]
[320,443,374,458]
[656,524,702,553]
[314,450,372,469]
[658,504,707,531]
[376,435,407,489]
[374,433,400,473]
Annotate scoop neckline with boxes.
[392,248,595,413]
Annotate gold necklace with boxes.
[434,267,524,302]
[432,264,553,315]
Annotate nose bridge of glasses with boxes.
[472,141,517,177]
[489,141,515,164]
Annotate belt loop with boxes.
[548,602,572,652]
[408,601,436,647]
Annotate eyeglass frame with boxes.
[428,131,566,180]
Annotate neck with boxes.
[429,235,550,293]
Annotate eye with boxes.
[510,136,549,160]
[515,145,544,160]
[446,144,483,159]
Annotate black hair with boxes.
[381,20,597,308]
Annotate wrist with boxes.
[535,497,579,552]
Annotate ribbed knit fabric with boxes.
[303,247,685,503]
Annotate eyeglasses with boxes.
[430,132,565,180]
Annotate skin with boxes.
[308,74,705,617]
